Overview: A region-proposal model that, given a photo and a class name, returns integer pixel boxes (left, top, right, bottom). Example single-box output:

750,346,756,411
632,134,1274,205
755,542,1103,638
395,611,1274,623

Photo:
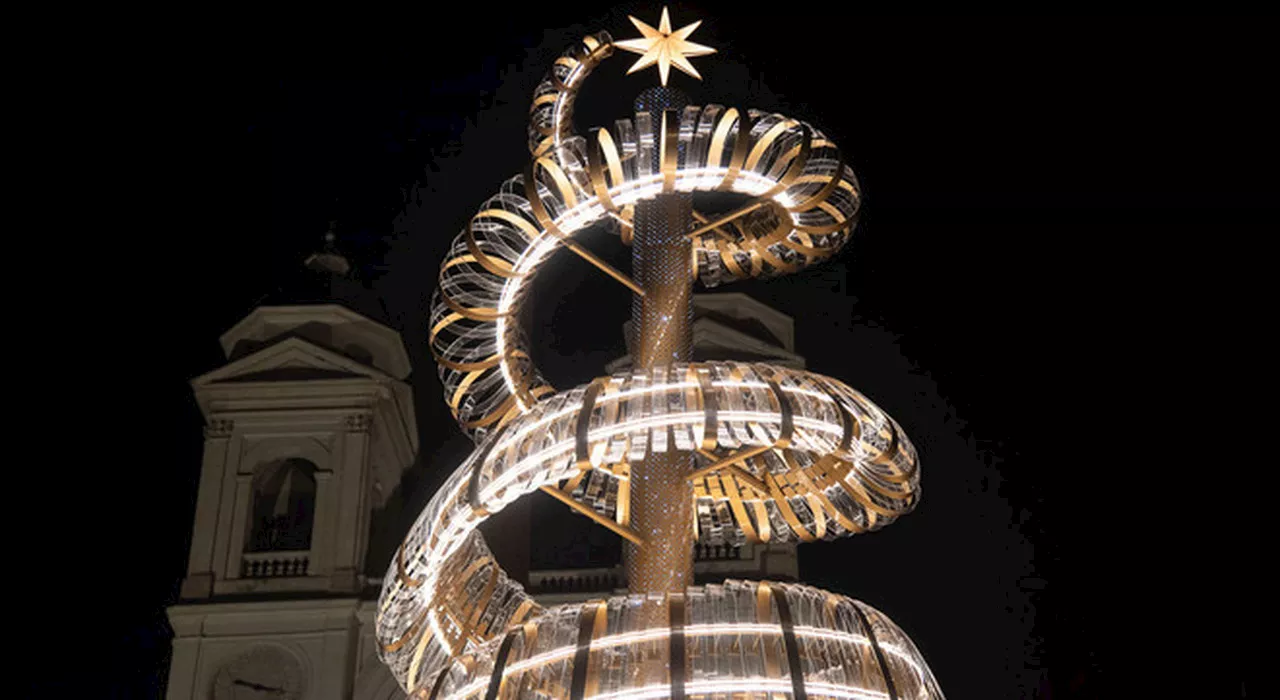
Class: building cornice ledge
167,597,361,638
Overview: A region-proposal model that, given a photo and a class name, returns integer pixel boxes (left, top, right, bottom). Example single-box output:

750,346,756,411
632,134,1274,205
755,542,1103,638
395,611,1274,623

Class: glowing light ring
527,31,615,159
432,33,861,440
376,362,918,694
432,581,944,700
435,101,860,439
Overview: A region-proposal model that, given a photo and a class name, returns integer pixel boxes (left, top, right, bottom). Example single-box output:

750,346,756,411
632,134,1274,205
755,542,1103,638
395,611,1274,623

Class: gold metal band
755,582,781,683
569,601,608,700
482,628,522,700
396,544,424,588
668,593,687,700
768,583,809,700
575,379,606,469
851,603,900,700
523,160,645,296
694,368,718,451
719,109,751,191
468,424,513,516
539,484,644,545
425,658,453,700
685,199,768,239
661,110,680,193
765,375,794,449
688,444,771,481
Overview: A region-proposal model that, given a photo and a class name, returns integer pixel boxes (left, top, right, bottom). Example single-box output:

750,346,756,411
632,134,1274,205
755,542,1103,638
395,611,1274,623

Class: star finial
615,6,716,86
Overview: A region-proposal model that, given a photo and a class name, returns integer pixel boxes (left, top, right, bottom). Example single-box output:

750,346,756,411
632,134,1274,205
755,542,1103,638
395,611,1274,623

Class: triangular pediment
693,293,795,351
690,318,805,363
606,317,805,373
219,304,412,380
192,336,392,388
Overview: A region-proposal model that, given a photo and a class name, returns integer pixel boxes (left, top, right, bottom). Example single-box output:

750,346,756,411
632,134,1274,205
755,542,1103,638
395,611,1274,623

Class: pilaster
166,637,200,700
206,432,244,590
183,423,232,598
309,469,336,576
331,412,371,591
223,473,254,580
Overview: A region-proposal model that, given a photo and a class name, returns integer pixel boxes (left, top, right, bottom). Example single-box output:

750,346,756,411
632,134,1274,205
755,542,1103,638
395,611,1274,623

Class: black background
24,8,1270,699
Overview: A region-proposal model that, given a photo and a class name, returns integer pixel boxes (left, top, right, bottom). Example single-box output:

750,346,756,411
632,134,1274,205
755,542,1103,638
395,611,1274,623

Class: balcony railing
528,567,622,594
695,543,744,561
527,544,788,598
241,550,311,578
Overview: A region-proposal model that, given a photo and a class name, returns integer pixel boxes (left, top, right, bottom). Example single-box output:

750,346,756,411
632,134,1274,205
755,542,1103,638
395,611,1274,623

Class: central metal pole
624,89,697,595
624,189,696,595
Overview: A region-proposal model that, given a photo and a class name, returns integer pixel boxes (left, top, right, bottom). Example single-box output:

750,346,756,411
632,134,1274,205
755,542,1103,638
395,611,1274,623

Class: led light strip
377,361,920,696
443,623,923,700
587,680,888,700
434,85,859,438
425,582,940,700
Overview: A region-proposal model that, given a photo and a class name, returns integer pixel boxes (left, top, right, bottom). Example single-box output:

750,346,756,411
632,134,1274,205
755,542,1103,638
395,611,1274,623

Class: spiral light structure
381,13,943,700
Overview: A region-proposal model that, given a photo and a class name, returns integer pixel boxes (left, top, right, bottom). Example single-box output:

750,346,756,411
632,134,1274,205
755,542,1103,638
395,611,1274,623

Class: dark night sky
28,9,1271,700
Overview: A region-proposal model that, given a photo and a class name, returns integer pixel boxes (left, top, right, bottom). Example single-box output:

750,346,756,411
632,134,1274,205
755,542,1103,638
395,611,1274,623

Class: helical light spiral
381,19,944,700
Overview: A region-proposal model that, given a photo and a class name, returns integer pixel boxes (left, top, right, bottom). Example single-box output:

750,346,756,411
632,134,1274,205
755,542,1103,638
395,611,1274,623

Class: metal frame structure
380,11,944,700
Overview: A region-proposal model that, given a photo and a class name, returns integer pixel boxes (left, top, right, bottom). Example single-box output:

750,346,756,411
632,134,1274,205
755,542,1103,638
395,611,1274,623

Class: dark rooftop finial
305,221,351,276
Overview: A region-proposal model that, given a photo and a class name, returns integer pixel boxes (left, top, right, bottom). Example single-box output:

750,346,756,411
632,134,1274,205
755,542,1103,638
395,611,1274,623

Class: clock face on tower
213,646,304,700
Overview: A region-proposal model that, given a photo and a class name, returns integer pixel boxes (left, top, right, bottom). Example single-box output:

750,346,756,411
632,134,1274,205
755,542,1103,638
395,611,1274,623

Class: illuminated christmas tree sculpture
378,9,944,700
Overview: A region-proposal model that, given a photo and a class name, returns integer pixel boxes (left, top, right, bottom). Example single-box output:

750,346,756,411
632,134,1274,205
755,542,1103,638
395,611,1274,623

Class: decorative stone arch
240,436,333,476
352,655,405,700
246,458,318,553
227,436,339,580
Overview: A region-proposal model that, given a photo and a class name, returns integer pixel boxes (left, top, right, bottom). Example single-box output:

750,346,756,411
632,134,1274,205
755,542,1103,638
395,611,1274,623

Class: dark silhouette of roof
253,223,391,324
696,309,786,348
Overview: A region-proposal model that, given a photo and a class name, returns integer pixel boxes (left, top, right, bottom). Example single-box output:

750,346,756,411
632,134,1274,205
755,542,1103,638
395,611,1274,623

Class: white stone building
167,301,418,700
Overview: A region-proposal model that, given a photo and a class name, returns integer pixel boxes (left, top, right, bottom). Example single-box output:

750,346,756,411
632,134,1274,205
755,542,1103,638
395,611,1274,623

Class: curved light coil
388,27,942,700
376,362,919,695
433,33,861,440
428,581,943,700
527,31,615,158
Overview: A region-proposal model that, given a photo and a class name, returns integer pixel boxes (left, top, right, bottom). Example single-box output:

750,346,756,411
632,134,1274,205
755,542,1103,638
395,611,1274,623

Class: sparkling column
625,88,696,595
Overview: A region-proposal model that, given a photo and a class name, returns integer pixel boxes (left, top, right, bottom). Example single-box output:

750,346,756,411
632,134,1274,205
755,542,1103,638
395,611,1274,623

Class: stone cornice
167,597,361,637
219,304,412,380
193,377,398,417
688,320,806,366
194,336,394,387
692,292,796,350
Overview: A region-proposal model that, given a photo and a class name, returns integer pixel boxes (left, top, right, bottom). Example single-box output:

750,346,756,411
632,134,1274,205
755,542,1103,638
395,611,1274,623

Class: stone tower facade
166,303,417,700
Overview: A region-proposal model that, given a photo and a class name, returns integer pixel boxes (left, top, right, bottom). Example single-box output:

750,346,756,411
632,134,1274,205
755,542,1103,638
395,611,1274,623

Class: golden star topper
615,6,716,86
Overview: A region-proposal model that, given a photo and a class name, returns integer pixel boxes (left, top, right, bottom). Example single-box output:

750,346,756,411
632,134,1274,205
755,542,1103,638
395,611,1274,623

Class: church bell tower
166,230,418,700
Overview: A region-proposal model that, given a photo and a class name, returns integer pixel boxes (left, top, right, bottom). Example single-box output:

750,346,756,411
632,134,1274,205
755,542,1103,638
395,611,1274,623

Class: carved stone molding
204,418,235,439
345,413,372,433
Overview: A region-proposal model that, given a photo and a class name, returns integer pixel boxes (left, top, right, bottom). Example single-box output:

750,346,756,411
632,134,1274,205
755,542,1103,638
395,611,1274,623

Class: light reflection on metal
381,15,944,700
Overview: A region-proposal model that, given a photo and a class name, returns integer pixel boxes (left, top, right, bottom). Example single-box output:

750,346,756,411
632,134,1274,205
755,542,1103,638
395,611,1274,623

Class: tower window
247,458,317,552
